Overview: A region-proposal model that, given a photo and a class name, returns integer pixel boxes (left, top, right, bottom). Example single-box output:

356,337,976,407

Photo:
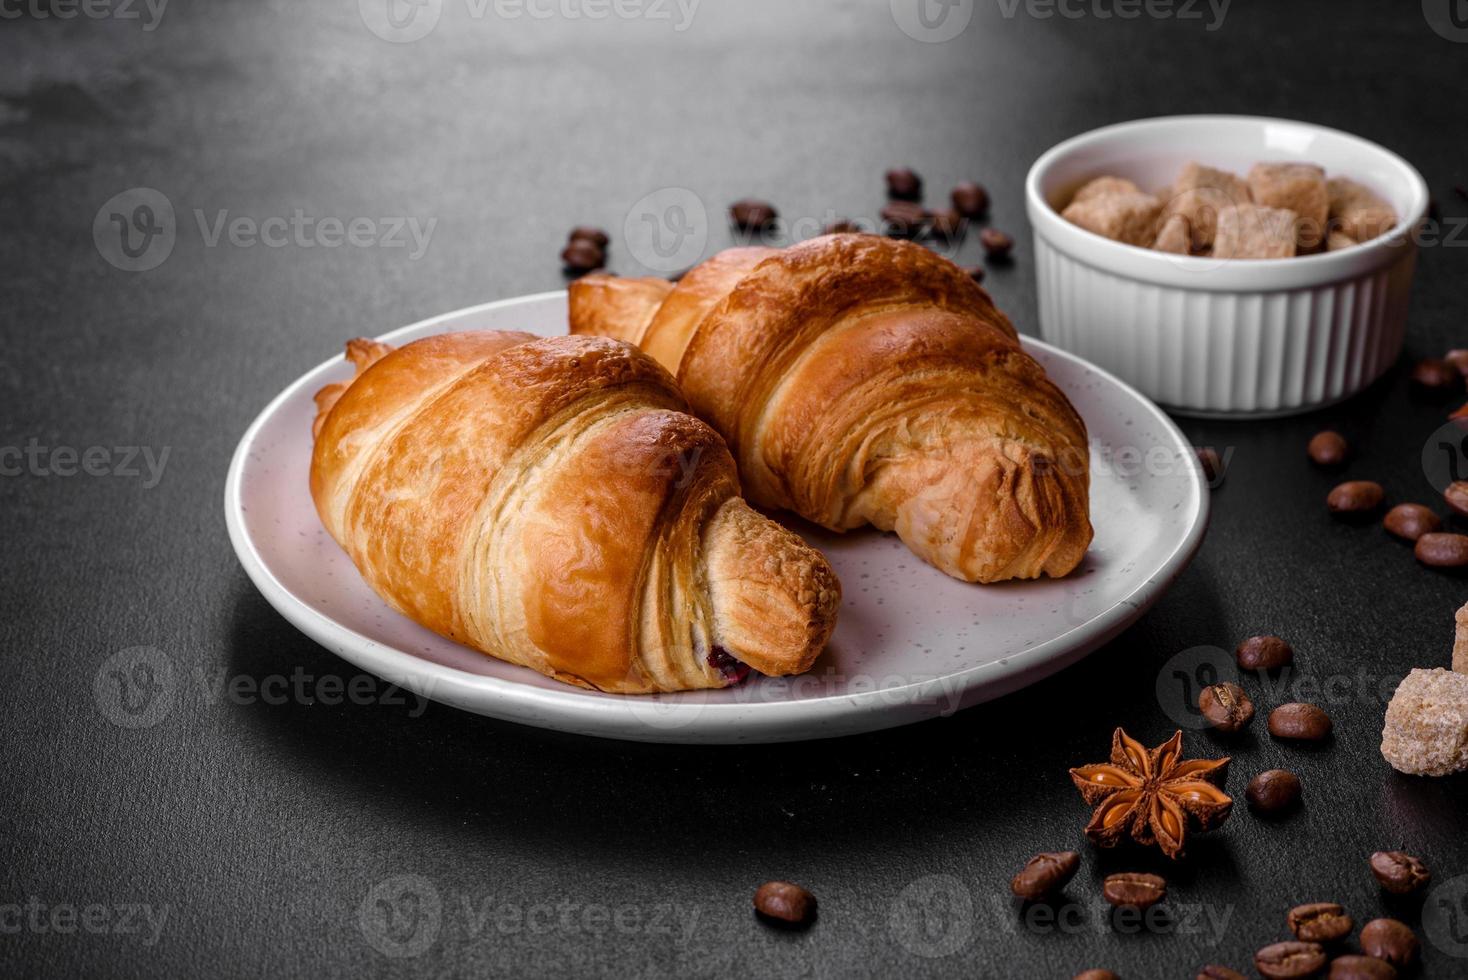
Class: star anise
1069,728,1232,859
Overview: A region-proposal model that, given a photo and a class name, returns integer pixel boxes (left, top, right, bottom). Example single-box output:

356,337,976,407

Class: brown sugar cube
1455,601,1468,674
1326,229,1357,252
1151,212,1191,254
1062,191,1162,247
1159,162,1253,248
1213,202,1298,259
1071,176,1143,204
1248,162,1329,248
1327,177,1398,242
1382,668,1468,776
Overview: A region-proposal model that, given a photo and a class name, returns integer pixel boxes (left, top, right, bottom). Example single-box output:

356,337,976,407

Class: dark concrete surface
3,1,1468,976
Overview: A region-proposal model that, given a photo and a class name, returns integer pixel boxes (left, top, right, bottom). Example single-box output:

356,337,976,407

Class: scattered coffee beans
1307,430,1349,466
962,264,986,283
1383,503,1441,542
1368,851,1430,895
1198,682,1254,733
1287,902,1354,943
1358,918,1418,969
1196,447,1223,483
1073,970,1120,980
1411,357,1460,394
560,238,605,275
1246,769,1302,815
1269,703,1334,741
951,181,989,218
1445,480,1468,517
1195,967,1246,980
1415,531,1468,568
1447,348,1468,378
885,167,923,201
568,226,609,249
929,207,964,240
1236,635,1294,671
1327,955,1397,979
1255,941,1327,979
729,199,778,231
980,227,1014,260
1010,850,1080,901
880,200,930,237
1327,480,1385,516
1101,872,1166,910
753,880,815,925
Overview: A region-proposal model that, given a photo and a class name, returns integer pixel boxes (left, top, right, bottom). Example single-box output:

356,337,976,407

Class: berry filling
708,645,751,684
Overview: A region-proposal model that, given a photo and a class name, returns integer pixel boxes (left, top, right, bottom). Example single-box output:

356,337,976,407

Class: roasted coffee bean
1073,971,1120,980
951,181,989,218
1010,850,1080,901
1447,348,1468,378
1198,682,1254,733
1411,357,1460,394
1288,902,1354,943
1383,503,1441,542
729,199,778,231
1368,851,1430,895
1255,941,1327,979
880,200,930,237
1327,480,1385,516
1359,918,1418,969
568,226,609,249
1445,480,1468,517
1196,447,1223,482
1195,967,1247,980
1415,531,1468,568
1101,872,1166,910
980,227,1014,260
1246,769,1302,814
962,264,986,283
1307,430,1349,466
928,207,965,240
753,881,815,925
1328,955,1397,979
1269,703,1334,741
1236,635,1294,671
885,167,923,201
823,219,863,235
560,239,605,275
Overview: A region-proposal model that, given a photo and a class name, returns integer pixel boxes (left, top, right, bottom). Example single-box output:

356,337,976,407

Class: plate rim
223,291,1210,742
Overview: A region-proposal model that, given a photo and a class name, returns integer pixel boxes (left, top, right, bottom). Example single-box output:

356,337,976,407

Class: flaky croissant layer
309,331,840,694
569,234,1094,583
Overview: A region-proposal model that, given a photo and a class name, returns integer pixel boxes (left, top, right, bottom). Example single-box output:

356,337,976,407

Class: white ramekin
1025,115,1429,418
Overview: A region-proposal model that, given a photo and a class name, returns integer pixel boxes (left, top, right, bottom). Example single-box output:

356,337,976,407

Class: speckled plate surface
224,292,1208,743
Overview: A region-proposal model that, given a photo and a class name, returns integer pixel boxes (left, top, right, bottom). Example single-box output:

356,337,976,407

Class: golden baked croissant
569,233,1093,583
309,331,840,694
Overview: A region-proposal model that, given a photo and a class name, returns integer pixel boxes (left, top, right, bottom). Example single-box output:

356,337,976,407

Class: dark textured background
3,1,1468,976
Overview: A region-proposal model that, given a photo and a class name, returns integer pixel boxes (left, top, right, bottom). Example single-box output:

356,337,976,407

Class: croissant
569,233,1093,583
309,331,840,694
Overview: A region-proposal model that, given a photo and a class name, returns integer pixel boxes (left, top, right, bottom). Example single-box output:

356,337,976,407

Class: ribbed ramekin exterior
1033,238,1417,417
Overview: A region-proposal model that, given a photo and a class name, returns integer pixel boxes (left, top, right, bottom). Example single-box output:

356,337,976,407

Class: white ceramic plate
225,292,1208,743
